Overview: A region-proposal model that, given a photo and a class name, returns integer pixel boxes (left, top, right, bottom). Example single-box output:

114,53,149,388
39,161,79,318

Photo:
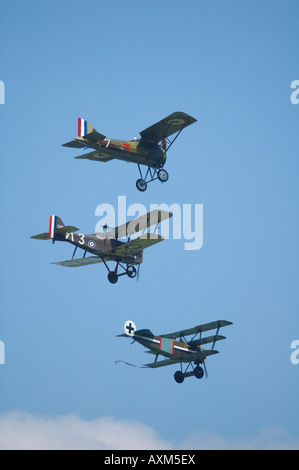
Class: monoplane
117,319,232,383
31,210,172,283
62,111,197,191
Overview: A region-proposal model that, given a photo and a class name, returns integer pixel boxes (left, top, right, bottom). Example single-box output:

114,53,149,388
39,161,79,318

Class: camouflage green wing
161,320,233,339
74,150,114,162
139,111,197,144
109,234,164,258
144,350,219,368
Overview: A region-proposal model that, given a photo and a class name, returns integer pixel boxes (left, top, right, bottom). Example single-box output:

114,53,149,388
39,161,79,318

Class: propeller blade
137,264,140,282
203,359,208,378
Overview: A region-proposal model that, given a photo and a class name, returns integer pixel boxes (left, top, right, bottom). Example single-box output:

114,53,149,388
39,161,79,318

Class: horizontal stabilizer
62,140,86,149
135,329,154,338
31,232,51,240
55,225,79,235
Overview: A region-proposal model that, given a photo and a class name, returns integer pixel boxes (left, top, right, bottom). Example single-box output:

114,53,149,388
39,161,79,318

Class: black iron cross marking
126,322,135,335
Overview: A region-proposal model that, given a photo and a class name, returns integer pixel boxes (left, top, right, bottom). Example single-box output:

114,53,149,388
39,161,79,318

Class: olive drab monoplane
62,111,197,191
117,319,233,383
31,210,172,284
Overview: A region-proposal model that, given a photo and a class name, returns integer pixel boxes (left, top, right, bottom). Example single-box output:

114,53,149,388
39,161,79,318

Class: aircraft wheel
157,169,169,183
108,272,118,284
174,371,184,384
136,179,147,192
127,265,137,279
194,365,204,379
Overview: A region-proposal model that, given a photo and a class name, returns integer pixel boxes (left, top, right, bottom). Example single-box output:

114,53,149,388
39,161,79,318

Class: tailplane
31,215,79,240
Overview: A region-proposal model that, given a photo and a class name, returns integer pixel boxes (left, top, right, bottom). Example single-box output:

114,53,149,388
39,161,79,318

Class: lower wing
144,350,219,368
51,256,110,267
74,150,114,163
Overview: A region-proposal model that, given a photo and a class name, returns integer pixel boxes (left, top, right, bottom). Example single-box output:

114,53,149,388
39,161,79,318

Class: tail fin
31,215,78,241
49,214,79,238
49,215,64,238
78,118,95,138
77,117,106,141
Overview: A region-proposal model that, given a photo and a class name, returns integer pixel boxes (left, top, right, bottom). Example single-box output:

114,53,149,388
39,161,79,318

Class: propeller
137,264,141,282
162,138,167,152
203,359,208,378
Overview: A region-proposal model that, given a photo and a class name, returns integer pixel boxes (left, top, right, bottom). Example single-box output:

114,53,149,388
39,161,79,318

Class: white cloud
0,412,171,450
0,412,298,450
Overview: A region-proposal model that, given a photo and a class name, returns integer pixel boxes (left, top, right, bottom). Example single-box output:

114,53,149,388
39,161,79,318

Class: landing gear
104,259,138,284
174,363,205,383
136,165,169,192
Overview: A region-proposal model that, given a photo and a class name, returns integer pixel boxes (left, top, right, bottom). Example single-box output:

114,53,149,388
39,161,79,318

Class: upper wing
103,210,172,239
139,111,197,144
144,350,219,368
51,256,108,267
161,320,233,339
109,233,164,258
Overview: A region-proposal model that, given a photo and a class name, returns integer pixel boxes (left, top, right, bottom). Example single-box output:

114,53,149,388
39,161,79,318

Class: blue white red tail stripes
49,215,57,239
78,117,87,137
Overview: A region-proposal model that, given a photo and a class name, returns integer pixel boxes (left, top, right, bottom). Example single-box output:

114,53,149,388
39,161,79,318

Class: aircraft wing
103,210,172,239
51,256,107,267
139,111,197,144
74,150,114,163
144,350,219,368
161,320,233,339
109,233,164,258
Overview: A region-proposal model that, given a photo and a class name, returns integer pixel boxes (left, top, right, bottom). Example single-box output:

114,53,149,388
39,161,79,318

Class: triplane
62,111,197,191
117,319,233,383
31,210,172,284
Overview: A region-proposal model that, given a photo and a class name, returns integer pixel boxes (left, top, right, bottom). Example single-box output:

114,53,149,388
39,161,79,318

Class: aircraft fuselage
75,137,166,168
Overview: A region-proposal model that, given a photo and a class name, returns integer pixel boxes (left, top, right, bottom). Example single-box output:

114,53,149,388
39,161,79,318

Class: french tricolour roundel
78,118,87,137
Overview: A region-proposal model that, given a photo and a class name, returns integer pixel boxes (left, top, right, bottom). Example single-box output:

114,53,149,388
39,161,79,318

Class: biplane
117,319,233,383
62,111,197,191
31,210,172,284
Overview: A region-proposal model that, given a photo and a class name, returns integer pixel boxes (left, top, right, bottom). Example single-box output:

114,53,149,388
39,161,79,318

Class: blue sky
0,0,298,449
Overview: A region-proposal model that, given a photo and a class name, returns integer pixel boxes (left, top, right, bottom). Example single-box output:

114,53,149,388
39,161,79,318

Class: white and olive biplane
31,210,172,284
